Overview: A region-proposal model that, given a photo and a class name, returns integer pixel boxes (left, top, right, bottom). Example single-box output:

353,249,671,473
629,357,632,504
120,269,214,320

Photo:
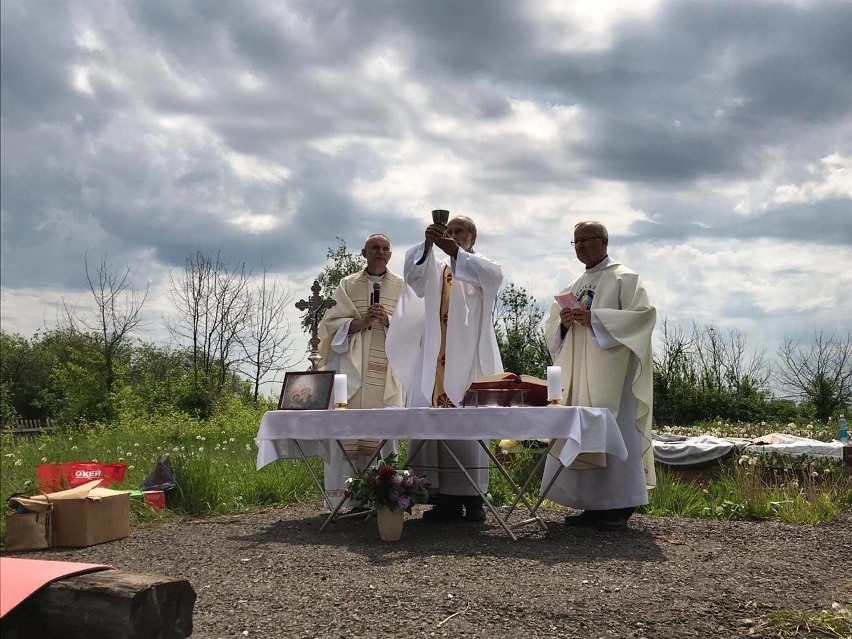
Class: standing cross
295,280,337,371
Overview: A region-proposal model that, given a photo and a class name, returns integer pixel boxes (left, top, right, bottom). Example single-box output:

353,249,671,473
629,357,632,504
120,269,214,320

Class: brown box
13,480,130,547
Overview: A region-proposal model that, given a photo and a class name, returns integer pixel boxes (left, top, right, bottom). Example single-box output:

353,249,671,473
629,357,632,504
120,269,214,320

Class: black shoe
464,505,486,522
564,510,603,527
422,504,464,521
596,517,630,532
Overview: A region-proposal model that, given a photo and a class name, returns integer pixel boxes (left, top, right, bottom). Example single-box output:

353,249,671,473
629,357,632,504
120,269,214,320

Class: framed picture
277,371,335,410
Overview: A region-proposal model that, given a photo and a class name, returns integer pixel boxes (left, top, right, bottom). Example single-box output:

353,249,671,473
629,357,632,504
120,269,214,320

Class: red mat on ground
0,557,113,618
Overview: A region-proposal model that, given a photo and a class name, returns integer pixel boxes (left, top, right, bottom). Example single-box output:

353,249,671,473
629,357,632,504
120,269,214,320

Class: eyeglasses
571,237,604,246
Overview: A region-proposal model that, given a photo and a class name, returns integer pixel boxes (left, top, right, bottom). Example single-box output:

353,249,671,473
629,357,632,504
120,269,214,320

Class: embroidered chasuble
431,266,455,408
318,269,404,460
343,273,389,457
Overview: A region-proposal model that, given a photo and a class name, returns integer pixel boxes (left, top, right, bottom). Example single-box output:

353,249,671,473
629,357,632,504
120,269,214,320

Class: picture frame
277,371,335,410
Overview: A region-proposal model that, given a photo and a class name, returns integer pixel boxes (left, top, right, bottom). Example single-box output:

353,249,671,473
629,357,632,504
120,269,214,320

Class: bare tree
695,324,724,392
776,330,852,421
693,324,769,394
653,319,697,390
211,261,251,386
64,252,149,396
718,327,771,394
238,264,296,402
168,251,250,391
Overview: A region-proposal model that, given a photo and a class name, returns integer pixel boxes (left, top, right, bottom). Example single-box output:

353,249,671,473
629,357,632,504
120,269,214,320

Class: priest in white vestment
386,216,503,521
317,234,404,509
542,221,656,531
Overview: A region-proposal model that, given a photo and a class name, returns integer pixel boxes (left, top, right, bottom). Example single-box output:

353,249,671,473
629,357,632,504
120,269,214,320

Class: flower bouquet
345,453,433,513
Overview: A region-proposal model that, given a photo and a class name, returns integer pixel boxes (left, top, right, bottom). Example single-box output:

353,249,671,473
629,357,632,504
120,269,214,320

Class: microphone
372,282,381,306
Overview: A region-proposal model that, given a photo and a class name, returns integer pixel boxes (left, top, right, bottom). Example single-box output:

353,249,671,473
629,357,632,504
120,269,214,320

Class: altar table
255,406,626,540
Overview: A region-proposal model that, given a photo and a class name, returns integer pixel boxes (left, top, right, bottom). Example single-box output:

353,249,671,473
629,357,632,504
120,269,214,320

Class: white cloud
70,65,94,95
772,154,852,206
2,0,850,376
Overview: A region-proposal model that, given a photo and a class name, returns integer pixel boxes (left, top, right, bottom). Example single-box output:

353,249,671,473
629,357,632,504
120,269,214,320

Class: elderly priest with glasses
542,221,656,531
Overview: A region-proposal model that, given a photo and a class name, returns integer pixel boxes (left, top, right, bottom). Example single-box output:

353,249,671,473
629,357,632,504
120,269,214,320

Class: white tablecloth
256,406,627,470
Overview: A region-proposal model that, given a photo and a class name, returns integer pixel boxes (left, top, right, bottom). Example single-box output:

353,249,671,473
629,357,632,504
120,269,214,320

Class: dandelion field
2,410,850,543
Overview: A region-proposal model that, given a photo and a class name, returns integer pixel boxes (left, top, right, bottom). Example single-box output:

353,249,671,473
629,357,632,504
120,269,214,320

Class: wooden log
0,570,196,639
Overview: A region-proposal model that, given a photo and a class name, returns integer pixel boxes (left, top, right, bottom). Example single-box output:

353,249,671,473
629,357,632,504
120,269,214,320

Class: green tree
0,331,64,421
120,342,194,415
39,327,112,424
300,237,364,331
492,283,550,378
653,320,783,424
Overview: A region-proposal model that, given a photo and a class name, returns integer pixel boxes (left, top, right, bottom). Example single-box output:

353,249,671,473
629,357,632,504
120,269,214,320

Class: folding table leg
404,440,426,467
479,441,548,532
320,439,388,531
294,440,334,511
525,456,567,518
503,440,558,521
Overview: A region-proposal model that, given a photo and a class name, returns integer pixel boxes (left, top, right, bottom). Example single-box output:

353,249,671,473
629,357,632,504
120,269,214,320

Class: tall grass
646,460,852,524
2,408,850,545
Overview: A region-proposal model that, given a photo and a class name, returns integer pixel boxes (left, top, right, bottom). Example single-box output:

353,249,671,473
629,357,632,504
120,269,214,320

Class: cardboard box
13,480,130,547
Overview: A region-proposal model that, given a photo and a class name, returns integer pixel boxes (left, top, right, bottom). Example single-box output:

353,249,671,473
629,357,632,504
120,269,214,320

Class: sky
1,0,851,390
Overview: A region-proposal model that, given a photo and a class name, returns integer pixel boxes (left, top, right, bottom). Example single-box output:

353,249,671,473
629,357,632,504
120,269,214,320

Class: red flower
379,465,396,479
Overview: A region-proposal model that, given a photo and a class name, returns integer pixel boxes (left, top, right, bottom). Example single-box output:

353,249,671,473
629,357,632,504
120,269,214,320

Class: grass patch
645,460,852,524
3,410,850,545
745,601,852,638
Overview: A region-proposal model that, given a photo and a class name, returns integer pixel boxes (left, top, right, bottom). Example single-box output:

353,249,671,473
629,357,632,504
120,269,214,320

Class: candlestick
547,366,562,404
333,374,348,407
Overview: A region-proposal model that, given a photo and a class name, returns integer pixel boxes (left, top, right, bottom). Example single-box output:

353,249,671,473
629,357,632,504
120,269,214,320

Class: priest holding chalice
387,211,504,522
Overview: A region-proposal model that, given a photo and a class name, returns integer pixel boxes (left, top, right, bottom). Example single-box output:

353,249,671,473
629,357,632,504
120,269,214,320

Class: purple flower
396,495,411,510
391,474,404,488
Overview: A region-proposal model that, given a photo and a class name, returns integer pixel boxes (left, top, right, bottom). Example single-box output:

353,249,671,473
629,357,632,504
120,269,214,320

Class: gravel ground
14,503,852,639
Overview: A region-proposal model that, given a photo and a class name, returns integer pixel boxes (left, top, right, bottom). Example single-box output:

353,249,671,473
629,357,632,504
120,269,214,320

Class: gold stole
431,266,455,408
343,273,398,459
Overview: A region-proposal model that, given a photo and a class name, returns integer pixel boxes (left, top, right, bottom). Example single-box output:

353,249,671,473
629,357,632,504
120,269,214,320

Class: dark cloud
628,197,852,246
1,0,849,306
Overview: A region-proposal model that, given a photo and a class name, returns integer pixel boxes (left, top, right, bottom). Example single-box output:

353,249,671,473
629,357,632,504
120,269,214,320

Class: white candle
333,374,348,404
547,366,562,402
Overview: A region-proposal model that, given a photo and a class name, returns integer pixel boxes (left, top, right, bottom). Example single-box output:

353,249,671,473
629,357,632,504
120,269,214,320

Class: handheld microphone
372,282,381,306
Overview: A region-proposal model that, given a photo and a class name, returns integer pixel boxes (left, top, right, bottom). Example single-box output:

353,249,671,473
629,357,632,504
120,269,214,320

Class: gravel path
15,503,852,638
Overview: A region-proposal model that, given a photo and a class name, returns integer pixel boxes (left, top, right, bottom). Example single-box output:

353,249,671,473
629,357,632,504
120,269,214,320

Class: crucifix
295,280,336,371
